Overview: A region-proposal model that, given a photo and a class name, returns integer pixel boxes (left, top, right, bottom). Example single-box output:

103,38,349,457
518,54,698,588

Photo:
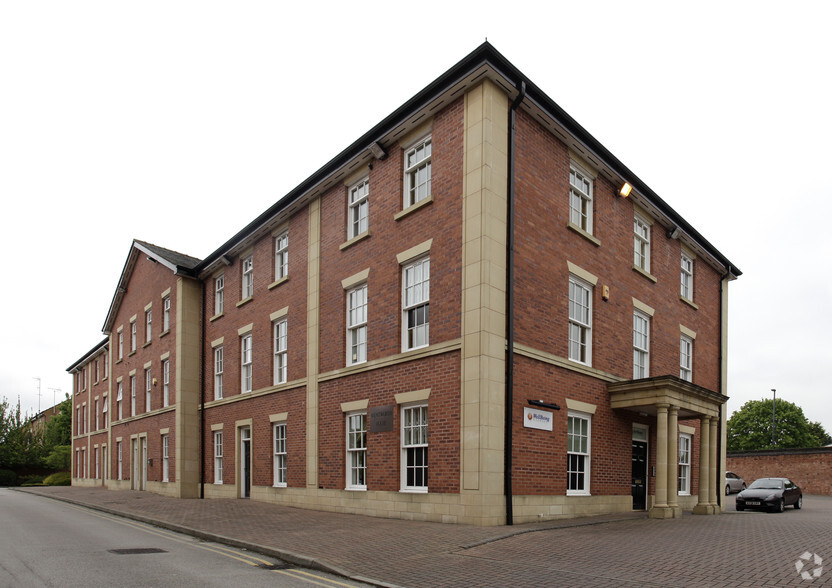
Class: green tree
43,397,72,451
808,421,832,446
727,398,827,451
0,397,43,469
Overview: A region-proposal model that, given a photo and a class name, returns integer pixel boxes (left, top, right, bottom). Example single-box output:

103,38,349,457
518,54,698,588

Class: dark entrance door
632,440,647,510
241,428,251,499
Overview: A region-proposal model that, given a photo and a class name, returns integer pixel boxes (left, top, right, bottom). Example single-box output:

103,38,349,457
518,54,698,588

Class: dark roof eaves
195,42,740,278
66,337,109,372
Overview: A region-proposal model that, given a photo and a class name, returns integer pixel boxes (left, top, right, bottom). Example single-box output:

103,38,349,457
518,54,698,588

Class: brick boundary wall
727,447,832,496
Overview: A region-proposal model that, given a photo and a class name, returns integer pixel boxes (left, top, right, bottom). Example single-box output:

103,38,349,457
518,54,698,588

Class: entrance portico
608,376,727,518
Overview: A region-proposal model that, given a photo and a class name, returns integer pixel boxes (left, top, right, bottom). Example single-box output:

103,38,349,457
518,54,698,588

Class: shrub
43,472,71,486
0,469,18,487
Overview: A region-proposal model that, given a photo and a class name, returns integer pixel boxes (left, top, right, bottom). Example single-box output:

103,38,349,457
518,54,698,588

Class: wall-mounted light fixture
667,226,681,240
527,399,561,410
618,182,633,198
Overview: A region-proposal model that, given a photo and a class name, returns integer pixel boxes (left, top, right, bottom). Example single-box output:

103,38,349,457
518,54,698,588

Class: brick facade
68,43,739,525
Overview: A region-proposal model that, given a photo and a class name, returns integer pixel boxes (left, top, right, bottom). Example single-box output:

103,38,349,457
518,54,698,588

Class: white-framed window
95,399,100,430
76,406,81,434
104,354,108,378
214,346,224,400
145,309,152,343
634,214,651,272
401,404,428,492
273,423,287,487
215,275,224,315
678,433,692,495
633,311,650,379
402,257,430,351
130,376,136,416
568,276,592,365
275,232,289,280
273,320,287,385
242,256,254,299
102,397,108,428
163,296,171,332
680,335,693,382
347,284,367,365
346,412,367,490
95,447,100,479
569,163,593,233
404,136,431,207
241,334,253,393
567,411,591,495
162,359,170,407
117,441,123,480
116,382,123,420
681,252,693,300
130,321,137,352
214,431,223,484
95,359,100,383
118,331,123,360
145,368,152,412
348,177,369,238
162,434,169,483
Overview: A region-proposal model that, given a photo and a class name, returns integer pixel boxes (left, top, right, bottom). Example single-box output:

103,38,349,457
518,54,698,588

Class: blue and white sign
523,407,553,431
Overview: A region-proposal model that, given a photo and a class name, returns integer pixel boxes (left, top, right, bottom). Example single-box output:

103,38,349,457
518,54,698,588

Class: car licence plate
746,501,760,505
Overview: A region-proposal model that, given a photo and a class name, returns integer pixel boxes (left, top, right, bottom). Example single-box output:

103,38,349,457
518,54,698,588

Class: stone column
650,404,672,518
666,406,680,517
708,416,719,512
693,416,711,515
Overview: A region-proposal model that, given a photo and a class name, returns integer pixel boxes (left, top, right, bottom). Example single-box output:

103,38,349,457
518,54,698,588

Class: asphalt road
0,488,369,588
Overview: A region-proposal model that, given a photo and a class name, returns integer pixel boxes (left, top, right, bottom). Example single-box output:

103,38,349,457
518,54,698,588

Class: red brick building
68,43,740,525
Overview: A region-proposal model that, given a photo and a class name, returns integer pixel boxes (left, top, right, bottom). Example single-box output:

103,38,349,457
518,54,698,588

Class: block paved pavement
16,487,832,587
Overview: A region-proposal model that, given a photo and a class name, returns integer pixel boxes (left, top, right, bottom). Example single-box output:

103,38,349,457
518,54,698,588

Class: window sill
142,341,152,349
159,329,170,339
267,276,289,290
236,296,253,308
566,491,591,497
632,264,657,283
399,488,428,494
394,194,433,221
116,359,123,364
566,222,601,247
128,351,136,357
679,295,699,310
209,313,224,323
272,484,287,489
340,231,370,251
345,487,367,492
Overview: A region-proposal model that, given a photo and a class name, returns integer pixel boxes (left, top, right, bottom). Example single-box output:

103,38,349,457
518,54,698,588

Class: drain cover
108,548,168,555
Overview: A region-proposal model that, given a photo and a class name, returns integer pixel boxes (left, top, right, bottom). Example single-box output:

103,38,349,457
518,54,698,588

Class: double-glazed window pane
403,258,430,350
568,278,591,364
634,215,650,271
215,275,224,314
241,335,252,392
569,166,593,232
680,336,693,381
347,285,367,365
681,253,693,299
214,347,224,399
403,406,428,489
567,414,589,493
633,312,650,379
405,137,431,206
274,424,287,487
242,257,254,299
275,233,288,279
349,179,369,238
347,413,366,489
273,320,287,384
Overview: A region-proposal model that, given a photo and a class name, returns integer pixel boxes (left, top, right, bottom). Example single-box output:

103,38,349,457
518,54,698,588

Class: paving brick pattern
18,488,832,587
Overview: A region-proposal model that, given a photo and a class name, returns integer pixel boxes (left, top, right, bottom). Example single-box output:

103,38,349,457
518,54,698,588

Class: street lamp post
771,388,777,448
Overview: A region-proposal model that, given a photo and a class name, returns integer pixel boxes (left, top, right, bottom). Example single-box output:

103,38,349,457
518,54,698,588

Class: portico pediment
607,375,727,419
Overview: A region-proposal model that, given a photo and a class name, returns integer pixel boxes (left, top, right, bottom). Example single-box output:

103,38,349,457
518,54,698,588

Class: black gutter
716,266,732,509
199,284,206,499
505,80,526,526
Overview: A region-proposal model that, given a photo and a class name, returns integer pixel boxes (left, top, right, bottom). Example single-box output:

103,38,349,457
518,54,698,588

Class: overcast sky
2,2,830,434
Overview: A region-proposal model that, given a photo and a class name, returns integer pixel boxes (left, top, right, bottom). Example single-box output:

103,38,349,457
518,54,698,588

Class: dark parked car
725,471,746,494
736,477,802,513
